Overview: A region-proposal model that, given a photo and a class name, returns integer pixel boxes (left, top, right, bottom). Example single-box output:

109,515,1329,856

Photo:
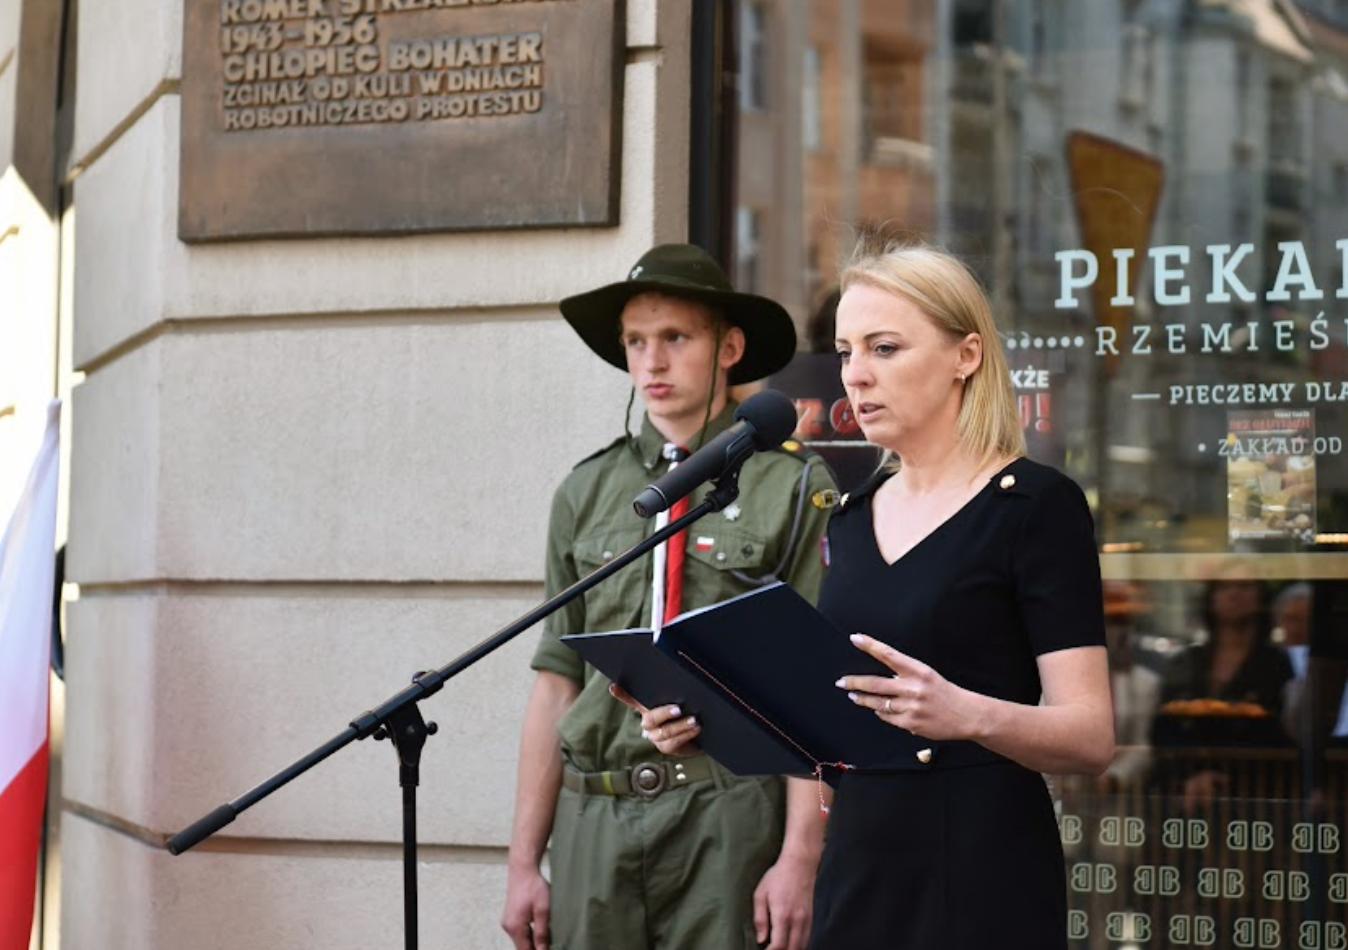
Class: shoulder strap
571,434,628,470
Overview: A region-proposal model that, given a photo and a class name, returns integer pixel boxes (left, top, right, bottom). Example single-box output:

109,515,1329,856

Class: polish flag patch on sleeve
695,537,715,552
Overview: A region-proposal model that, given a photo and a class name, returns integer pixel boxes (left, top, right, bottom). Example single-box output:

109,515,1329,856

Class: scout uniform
531,244,838,949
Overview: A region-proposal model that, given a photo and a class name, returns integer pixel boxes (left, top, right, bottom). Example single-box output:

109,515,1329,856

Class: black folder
561,582,902,784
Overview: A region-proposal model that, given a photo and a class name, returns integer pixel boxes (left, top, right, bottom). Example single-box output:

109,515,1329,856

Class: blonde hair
840,238,1025,469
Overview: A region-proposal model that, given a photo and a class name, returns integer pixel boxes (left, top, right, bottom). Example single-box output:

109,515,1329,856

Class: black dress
808,458,1106,950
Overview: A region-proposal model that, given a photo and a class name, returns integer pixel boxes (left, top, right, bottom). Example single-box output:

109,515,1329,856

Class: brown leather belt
561,757,716,799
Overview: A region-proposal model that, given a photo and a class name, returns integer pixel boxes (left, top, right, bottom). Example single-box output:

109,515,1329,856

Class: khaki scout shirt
532,403,837,773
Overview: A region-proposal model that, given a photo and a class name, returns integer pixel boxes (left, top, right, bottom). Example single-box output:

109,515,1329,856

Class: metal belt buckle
630,762,667,798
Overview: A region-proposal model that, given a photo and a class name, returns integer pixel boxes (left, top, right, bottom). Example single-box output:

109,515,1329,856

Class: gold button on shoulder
811,489,841,509
916,748,934,764
999,474,1016,490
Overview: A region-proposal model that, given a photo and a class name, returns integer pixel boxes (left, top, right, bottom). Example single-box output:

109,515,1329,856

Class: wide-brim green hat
560,243,798,384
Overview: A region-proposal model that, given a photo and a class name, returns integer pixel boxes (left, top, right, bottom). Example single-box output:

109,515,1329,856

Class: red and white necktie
651,444,690,630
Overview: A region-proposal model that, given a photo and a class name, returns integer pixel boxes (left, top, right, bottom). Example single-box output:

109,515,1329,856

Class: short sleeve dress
807,458,1106,950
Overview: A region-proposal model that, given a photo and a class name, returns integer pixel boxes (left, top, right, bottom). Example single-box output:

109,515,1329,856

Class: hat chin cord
621,384,638,446
692,322,732,452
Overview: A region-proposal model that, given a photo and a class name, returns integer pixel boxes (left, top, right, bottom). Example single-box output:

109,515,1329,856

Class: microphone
632,389,798,518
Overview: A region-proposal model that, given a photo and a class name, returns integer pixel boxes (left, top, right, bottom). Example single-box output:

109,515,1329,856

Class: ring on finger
659,725,668,741
883,698,893,714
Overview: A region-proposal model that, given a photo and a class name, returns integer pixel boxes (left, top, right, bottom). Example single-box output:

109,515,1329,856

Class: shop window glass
737,1,1348,942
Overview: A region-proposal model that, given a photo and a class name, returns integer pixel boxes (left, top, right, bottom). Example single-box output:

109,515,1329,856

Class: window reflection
1150,575,1295,810
743,0,1348,942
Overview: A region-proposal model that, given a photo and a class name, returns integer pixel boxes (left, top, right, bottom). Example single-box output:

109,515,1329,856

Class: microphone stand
165,467,745,950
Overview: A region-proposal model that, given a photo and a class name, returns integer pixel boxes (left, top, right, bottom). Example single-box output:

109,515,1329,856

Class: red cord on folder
813,762,850,815
676,650,854,816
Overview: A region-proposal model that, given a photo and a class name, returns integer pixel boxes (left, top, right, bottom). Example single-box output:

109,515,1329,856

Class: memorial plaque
180,0,624,241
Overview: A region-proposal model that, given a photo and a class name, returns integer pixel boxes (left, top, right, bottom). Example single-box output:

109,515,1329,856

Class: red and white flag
0,400,60,950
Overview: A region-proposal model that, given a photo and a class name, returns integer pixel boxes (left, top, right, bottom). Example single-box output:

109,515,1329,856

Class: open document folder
561,582,899,785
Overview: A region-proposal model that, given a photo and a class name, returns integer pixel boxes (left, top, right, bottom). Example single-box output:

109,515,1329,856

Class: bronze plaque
180,0,624,241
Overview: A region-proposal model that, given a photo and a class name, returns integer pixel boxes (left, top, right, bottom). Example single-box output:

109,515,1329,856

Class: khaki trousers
549,764,786,950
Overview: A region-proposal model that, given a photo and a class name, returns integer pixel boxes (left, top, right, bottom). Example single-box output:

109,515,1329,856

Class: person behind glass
1097,580,1162,795
1275,582,1313,679
653,240,1115,949
1279,582,1348,760
502,244,838,950
1152,575,1294,808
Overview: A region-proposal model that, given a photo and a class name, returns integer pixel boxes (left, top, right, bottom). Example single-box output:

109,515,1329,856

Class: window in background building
1120,24,1148,112
1236,47,1253,148
952,0,991,46
1269,75,1300,159
740,1,768,114
1029,0,1047,78
805,243,822,316
1025,154,1057,257
735,206,761,294
1267,74,1303,199
803,45,822,152
863,46,923,165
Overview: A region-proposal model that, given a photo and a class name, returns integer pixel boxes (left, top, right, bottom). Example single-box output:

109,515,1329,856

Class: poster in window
1225,409,1316,544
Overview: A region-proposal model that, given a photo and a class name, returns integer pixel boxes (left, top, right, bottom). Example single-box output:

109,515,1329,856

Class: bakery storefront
733,1,1348,945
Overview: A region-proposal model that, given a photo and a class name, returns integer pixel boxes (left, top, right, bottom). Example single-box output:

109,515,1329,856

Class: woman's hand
835,633,976,741
609,684,702,756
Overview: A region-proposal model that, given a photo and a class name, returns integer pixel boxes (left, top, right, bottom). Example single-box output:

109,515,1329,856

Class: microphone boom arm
165,468,743,857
